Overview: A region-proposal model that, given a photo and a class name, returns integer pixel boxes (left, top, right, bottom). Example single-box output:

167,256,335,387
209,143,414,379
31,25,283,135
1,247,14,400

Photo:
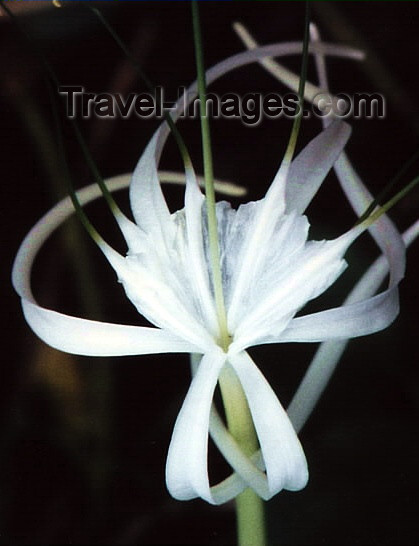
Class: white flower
12,38,412,505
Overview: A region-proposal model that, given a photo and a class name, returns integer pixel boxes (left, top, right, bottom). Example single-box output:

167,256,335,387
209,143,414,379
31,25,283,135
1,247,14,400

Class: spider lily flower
12,40,407,506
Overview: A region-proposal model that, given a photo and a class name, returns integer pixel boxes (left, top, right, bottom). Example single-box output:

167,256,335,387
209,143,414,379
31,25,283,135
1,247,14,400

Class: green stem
191,4,265,540
361,173,419,227
191,1,229,350
218,365,266,546
235,489,266,546
283,1,310,165
355,149,419,225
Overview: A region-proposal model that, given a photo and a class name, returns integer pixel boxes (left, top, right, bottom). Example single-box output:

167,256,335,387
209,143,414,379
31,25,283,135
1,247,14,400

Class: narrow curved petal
21,299,198,356
177,349,307,503
165,349,227,504
189,354,270,502
233,24,363,103
12,172,190,303
288,219,419,433
207,407,271,501
12,181,121,302
286,120,351,214
283,26,415,434
187,352,306,504
129,132,175,251
204,434,267,503
277,285,399,343
233,22,361,105
12,173,202,357
229,351,308,495
306,24,406,285
334,153,405,284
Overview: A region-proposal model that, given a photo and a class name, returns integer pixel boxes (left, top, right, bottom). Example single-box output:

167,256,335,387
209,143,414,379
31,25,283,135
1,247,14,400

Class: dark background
1,1,419,544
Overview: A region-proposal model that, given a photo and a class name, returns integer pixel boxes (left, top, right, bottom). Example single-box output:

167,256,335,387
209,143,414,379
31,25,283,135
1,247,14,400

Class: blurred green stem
218,365,266,546
9,82,112,525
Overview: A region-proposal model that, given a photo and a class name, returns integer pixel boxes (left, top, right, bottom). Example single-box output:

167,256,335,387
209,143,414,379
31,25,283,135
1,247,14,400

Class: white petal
277,285,399,343
21,298,198,356
183,166,218,334
230,228,354,351
189,354,271,502
129,132,175,250
286,120,351,214
226,194,287,326
102,245,215,352
165,349,227,504
229,351,308,495
184,350,308,504
217,199,264,310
